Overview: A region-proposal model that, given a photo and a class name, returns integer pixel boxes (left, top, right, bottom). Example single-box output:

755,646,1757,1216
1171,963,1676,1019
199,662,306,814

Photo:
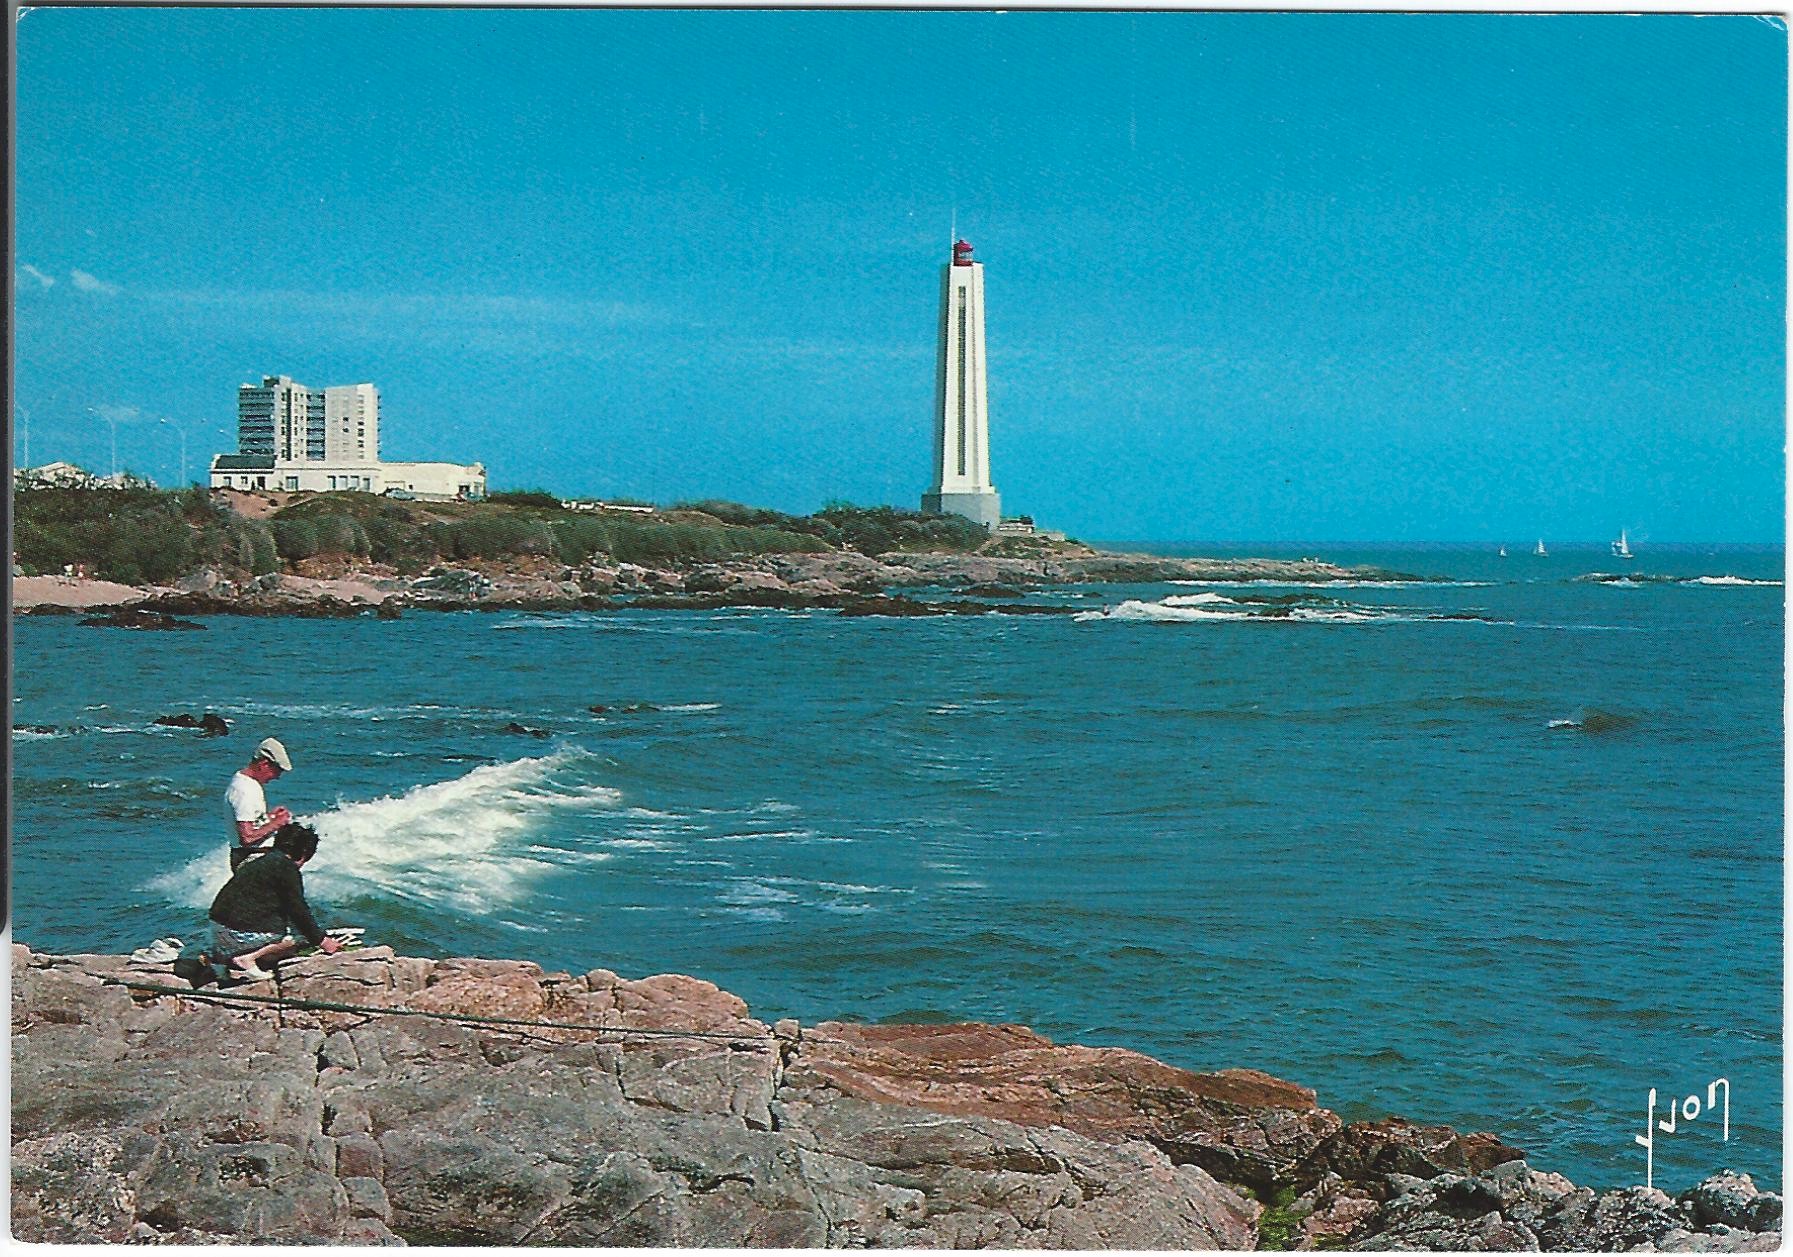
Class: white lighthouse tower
922,238,1001,529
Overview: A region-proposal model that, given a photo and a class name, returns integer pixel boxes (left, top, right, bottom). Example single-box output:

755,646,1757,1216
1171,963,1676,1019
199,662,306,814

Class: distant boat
1611,529,1634,560
1534,539,1548,558
1498,545,1508,558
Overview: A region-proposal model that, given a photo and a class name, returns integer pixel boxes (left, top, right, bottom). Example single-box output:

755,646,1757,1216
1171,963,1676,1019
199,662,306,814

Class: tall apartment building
237,376,323,461
323,384,380,463
238,376,378,463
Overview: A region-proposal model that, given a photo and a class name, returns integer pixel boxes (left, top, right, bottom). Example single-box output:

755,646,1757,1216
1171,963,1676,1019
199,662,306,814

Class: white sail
1534,538,1548,557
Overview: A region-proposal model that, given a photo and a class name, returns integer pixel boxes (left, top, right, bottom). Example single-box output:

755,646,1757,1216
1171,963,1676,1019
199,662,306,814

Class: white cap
255,737,292,772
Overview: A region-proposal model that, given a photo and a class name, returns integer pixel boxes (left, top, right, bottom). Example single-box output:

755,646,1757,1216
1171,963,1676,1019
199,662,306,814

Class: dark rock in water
963,582,1027,598
501,722,551,738
838,595,952,617
630,588,829,611
374,603,403,620
153,713,231,737
78,609,205,631
16,603,80,616
587,702,655,715
13,724,60,736
838,595,1076,619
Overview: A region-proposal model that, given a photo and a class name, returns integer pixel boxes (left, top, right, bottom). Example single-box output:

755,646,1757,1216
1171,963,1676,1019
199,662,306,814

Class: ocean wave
661,702,721,713
13,722,180,740
145,749,623,914
1579,573,1782,588
1161,591,1239,607
1168,578,1491,589
1075,598,1509,626
490,614,605,631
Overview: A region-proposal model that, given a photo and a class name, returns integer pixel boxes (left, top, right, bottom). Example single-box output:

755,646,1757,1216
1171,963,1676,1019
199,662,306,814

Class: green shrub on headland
674,499,988,556
14,485,279,583
12,485,988,583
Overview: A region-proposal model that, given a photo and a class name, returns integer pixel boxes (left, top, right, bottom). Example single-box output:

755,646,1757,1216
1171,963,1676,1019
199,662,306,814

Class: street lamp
159,417,190,488
86,406,119,480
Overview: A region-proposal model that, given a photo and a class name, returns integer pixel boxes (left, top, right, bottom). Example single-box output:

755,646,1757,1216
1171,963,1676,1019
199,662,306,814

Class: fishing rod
105,979,776,1049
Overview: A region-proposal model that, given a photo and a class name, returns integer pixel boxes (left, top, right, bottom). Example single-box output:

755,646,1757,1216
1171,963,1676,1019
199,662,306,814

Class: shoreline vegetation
13,941,1781,1249
12,485,1420,619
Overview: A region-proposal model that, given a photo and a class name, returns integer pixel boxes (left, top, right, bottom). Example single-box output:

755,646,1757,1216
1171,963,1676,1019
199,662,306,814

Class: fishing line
104,978,776,1049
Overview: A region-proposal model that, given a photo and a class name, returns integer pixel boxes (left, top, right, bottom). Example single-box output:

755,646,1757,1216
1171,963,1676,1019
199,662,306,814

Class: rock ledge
11,944,1779,1250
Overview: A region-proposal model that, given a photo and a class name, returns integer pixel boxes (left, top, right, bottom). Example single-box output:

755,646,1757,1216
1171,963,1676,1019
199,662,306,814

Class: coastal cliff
12,944,1780,1249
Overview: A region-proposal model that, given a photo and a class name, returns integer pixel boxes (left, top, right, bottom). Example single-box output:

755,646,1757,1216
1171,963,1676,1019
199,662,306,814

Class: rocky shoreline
13,943,1780,1249
14,549,1422,621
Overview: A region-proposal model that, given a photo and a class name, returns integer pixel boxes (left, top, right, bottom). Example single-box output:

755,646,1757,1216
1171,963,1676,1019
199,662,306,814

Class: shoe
170,956,215,988
229,960,274,983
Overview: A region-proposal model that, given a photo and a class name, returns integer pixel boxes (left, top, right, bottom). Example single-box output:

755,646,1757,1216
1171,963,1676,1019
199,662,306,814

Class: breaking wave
1168,578,1492,589
146,749,623,915
1075,595,1507,626
1579,573,1782,588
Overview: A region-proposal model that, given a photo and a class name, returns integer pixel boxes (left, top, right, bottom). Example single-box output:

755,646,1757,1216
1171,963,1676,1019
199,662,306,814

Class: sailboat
1497,545,1507,558
1611,529,1634,560
1534,539,1548,558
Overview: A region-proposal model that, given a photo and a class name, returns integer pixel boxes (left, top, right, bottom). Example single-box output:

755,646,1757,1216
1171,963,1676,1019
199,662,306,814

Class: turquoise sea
10,544,1783,1193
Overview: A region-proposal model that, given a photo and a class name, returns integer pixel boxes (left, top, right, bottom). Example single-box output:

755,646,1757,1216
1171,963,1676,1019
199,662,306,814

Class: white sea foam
1075,600,1251,623
1076,598,1509,627
661,703,721,713
1162,591,1239,607
1691,575,1782,587
11,728,65,741
146,749,622,914
719,879,800,906
1167,579,1492,589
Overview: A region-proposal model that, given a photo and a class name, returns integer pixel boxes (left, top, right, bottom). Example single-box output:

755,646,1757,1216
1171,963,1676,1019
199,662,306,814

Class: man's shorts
212,923,288,959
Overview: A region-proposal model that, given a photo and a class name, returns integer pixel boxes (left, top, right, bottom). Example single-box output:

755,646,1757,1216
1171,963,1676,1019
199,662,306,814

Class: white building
211,454,484,500
922,239,1002,530
211,375,483,501
323,383,379,463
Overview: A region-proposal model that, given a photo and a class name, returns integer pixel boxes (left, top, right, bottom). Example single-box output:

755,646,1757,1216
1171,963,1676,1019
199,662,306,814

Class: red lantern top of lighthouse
952,239,975,266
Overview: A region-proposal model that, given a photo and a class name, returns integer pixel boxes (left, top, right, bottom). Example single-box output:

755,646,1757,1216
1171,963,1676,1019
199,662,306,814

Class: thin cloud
92,404,142,424
150,286,665,331
18,264,55,289
130,285,678,360
70,269,120,295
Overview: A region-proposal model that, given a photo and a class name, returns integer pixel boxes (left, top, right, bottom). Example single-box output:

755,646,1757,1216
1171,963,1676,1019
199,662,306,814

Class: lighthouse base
922,490,1002,531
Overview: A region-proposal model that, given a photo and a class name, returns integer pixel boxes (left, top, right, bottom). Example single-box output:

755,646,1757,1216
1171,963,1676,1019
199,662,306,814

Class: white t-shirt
226,771,268,844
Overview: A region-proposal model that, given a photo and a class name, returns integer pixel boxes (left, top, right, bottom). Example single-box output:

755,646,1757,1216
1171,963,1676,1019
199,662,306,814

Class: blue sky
13,10,1786,542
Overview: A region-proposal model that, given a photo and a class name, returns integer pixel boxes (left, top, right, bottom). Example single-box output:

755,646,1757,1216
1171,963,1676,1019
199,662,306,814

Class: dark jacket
208,851,325,946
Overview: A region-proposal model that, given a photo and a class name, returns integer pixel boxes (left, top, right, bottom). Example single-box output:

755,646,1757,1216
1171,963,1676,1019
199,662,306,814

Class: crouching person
209,821,342,982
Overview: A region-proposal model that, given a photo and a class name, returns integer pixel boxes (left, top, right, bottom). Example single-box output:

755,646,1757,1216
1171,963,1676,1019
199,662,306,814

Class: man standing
226,737,294,870
209,821,342,981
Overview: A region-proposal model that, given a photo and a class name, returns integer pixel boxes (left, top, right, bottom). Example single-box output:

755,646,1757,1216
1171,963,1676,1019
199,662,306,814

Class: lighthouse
922,238,1002,529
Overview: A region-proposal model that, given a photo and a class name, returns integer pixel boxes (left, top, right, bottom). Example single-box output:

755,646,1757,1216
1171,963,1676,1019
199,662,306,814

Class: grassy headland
11,485,1011,585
